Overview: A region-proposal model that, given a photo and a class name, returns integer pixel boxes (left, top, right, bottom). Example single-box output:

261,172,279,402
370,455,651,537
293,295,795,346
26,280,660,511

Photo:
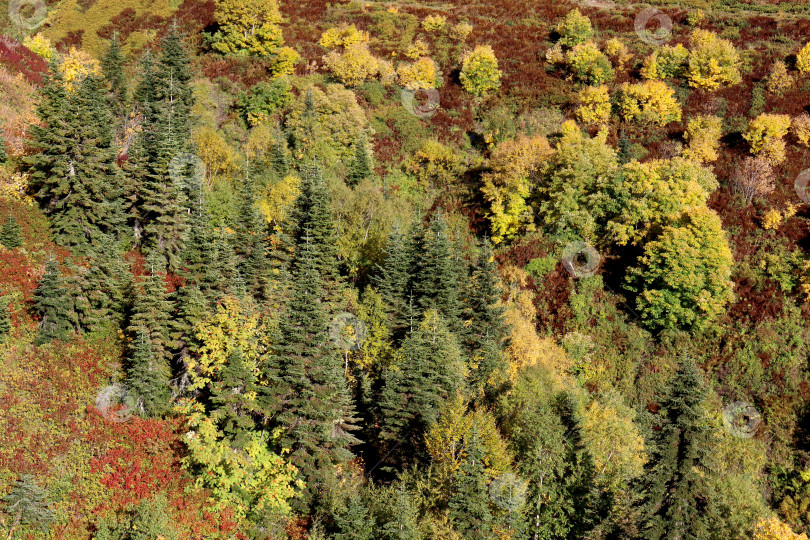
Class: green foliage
212,0,282,56
1,474,55,535
566,42,614,85
33,260,74,345
347,132,373,187
236,79,292,127
0,215,22,249
127,329,172,417
556,9,594,47
625,206,734,332
459,45,502,97
94,494,178,540
0,295,10,342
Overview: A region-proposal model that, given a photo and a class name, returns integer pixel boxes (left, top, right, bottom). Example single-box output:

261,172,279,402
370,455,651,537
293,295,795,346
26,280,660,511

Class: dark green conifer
127,252,174,362
32,260,73,345
346,133,372,187
262,235,359,511
0,136,7,164
270,125,290,179
127,329,172,417
26,71,124,253
0,294,11,342
637,358,715,540
0,215,23,249
210,346,260,448
373,224,412,341
448,426,495,539
1,474,55,535
101,32,127,119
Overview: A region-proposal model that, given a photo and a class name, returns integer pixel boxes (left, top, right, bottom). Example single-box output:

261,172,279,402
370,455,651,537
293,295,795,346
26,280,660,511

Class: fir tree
127,252,174,362
26,71,124,253
236,171,270,299
270,125,290,179
0,294,11,342
448,426,495,539
637,358,715,540
0,136,7,164
101,32,127,120
74,235,132,330
618,129,632,165
127,329,172,417
332,492,375,540
346,133,372,187
0,215,23,249
1,474,55,536
153,25,194,152
179,200,221,300
32,260,73,345
262,235,359,512
290,165,343,304
210,346,260,448
373,223,415,341
377,310,466,464
379,483,420,540
170,281,207,382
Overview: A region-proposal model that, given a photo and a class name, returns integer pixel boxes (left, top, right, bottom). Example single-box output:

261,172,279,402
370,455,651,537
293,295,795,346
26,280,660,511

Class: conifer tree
0,294,11,342
379,483,421,540
101,33,127,120
170,281,207,372
154,25,194,151
373,224,412,341
347,133,372,187
179,201,221,300
377,309,466,464
26,70,124,253
236,171,270,299
637,358,715,540
0,215,23,249
331,492,375,540
290,165,343,304
262,235,358,511
127,329,172,417
0,136,7,164
210,346,261,449
127,252,174,362
81,235,132,329
32,260,73,345
1,474,55,536
448,426,496,539
271,125,291,179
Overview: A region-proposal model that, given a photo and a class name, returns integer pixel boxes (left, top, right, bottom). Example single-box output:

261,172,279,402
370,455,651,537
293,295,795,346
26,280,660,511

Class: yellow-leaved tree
322,42,381,87
797,42,810,74
58,47,101,92
212,0,300,74
686,29,742,90
396,56,438,90
683,115,723,163
753,516,809,540
319,24,369,49
481,135,553,244
617,80,682,126
575,85,611,125
792,113,810,148
459,45,501,97
744,113,791,165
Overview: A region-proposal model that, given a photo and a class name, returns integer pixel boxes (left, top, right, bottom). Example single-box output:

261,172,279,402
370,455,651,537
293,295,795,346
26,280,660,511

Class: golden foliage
322,43,381,86
260,174,300,230
192,126,237,185
481,135,552,243
792,113,810,147
604,38,632,71
687,29,742,90
319,24,370,49
575,85,611,125
762,208,783,230
459,45,501,97
396,56,438,90
683,115,722,163
23,33,55,60
58,47,101,92
753,516,809,540
797,42,810,74
617,80,682,126
421,14,447,32
451,22,473,41
744,113,791,165
767,60,794,95
403,39,429,60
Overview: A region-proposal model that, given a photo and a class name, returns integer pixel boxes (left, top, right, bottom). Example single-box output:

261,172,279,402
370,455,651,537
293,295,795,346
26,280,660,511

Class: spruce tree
0,294,11,342
81,235,132,329
153,25,194,152
127,252,174,362
0,215,23,249
262,235,359,512
210,346,260,448
170,281,207,374
101,32,127,120
270,125,291,179
2,474,55,535
379,483,420,540
26,71,124,253
373,224,412,341
377,310,466,464
32,260,73,345
331,492,375,540
236,171,270,300
346,133,372,187
637,358,715,540
0,136,7,164
127,329,172,417
448,426,495,539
